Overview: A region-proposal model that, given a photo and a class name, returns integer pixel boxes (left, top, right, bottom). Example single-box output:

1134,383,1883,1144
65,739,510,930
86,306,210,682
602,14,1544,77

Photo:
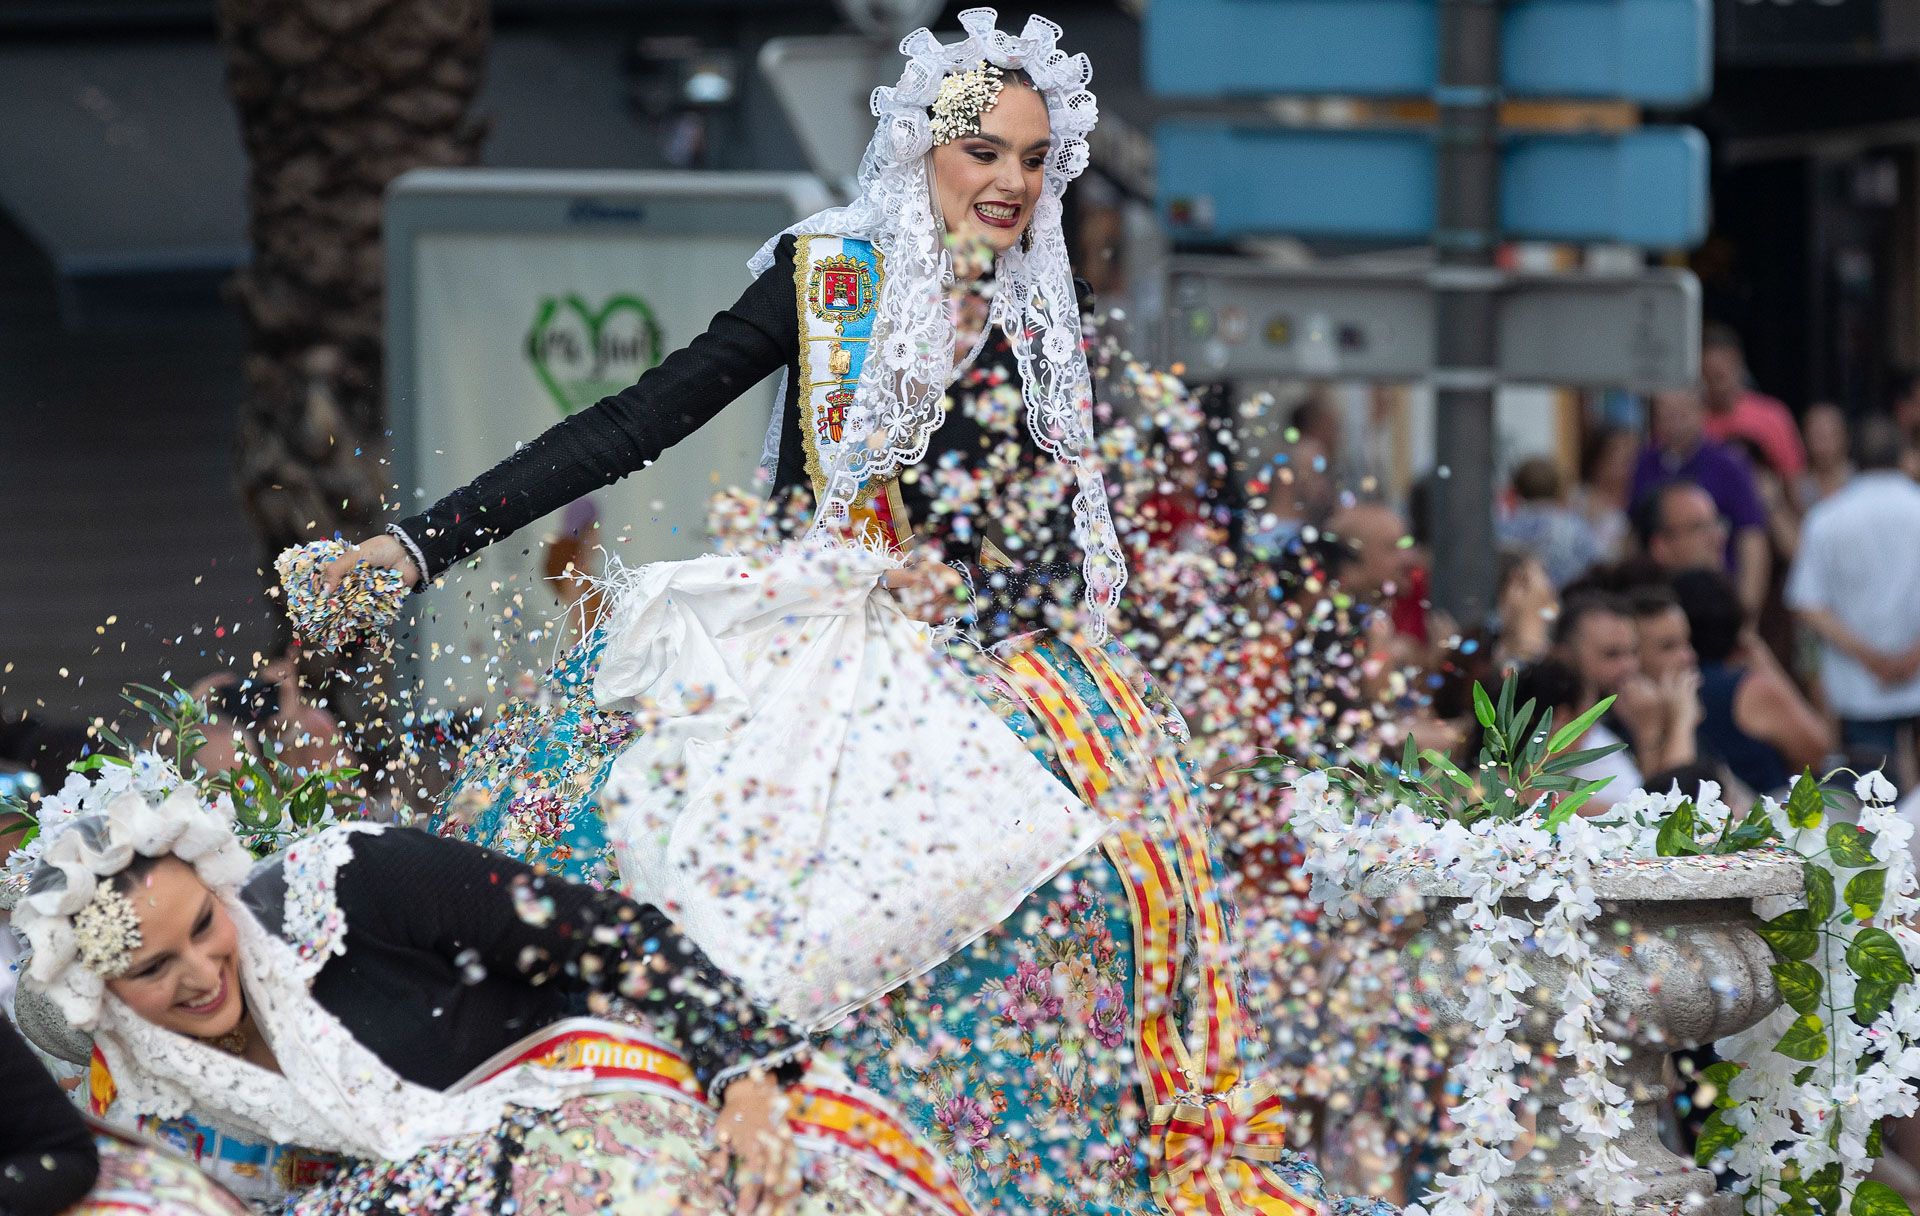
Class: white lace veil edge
748,7,1126,636
90,878,581,1161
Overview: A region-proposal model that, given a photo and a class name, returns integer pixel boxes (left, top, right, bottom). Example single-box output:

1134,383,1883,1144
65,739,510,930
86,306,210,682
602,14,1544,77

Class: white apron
593,544,1106,1029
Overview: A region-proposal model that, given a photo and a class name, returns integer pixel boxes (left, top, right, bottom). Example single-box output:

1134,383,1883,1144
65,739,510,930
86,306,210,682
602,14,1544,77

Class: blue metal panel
1156,121,1710,247
1144,0,1711,106
1501,128,1710,246
1146,0,1436,96
1157,123,1434,238
1503,0,1711,105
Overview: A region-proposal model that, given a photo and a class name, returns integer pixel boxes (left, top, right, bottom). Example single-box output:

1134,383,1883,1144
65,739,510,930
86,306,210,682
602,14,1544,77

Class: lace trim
385,524,431,589
706,1038,812,1105
281,821,385,981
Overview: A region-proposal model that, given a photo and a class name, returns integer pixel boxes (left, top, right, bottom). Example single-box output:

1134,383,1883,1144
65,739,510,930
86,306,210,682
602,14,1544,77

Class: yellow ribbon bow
1149,1078,1323,1216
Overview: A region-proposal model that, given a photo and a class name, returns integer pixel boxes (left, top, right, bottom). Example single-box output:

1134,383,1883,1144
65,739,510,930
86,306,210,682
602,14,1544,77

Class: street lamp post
1430,0,1503,627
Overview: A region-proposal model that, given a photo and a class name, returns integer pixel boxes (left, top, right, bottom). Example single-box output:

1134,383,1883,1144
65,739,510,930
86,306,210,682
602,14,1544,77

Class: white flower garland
1292,770,1920,1216
1293,774,1645,1216
2,751,229,892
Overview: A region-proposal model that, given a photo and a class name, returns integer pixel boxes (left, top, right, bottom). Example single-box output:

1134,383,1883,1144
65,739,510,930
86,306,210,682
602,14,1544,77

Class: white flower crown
10,761,254,1030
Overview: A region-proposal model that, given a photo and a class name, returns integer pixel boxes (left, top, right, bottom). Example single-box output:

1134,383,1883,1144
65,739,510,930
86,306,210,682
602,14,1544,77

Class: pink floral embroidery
933,1094,995,1150
1090,981,1127,1050
505,789,569,845
999,960,1064,1029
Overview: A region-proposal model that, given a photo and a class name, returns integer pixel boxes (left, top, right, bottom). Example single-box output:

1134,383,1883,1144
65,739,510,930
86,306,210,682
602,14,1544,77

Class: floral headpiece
11,765,254,1030
71,882,143,977
929,62,1005,144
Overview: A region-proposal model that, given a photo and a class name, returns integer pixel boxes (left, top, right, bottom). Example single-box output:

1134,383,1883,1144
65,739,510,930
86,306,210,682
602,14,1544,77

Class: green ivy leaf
1856,979,1901,1024
1847,928,1915,985
1808,1164,1842,1216
1829,823,1881,868
1757,910,1820,962
1658,801,1703,858
1694,1109,1743,1165
1787,770,1825,829
1720,806,1781,854
1868,1121,1886,1159
1772,960,1825,1015
1775,1013,1830,1061
1805,865,1837,922
1851,1180,1913,1216
1846,869,1888,921
1794,1065,1817,1086
1701,1060,1744,1108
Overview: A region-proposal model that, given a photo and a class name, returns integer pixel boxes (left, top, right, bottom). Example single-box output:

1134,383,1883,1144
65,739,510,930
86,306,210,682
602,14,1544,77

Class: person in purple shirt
1631,386,1771,618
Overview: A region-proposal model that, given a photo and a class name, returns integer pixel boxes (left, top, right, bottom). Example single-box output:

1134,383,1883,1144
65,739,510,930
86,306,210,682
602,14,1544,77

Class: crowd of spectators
1129,320,1920,1204
1224,322,1920,815
1467,324,1918,805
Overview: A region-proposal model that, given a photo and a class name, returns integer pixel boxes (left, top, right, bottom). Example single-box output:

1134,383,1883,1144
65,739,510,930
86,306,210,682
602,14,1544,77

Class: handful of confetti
275,538,407,653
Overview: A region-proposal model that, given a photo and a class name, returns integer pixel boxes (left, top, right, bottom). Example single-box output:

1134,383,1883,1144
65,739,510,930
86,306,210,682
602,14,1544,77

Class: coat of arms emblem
807,254,877,332
819,388,855,445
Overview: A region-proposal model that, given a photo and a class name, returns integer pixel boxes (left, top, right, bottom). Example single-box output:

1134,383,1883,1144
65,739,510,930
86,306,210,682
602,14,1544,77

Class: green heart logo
526,294,663,416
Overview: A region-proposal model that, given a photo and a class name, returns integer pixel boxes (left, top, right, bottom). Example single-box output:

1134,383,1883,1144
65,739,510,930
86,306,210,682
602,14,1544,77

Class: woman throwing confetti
319,10,1399,1215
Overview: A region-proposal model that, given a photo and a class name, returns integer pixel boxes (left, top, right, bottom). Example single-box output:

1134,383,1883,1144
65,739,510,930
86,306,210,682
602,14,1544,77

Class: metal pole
1430,0,1502,627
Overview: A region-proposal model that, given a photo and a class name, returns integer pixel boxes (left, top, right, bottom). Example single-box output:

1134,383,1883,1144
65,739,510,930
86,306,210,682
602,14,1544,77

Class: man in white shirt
1787,416,1920,774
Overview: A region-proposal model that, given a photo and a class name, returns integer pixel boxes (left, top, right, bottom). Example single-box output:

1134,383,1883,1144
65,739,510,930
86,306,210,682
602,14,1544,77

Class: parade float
1284,680,1920,1216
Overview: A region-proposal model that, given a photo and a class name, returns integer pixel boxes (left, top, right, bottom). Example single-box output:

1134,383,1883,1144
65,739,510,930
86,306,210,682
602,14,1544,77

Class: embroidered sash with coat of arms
792,235,914,544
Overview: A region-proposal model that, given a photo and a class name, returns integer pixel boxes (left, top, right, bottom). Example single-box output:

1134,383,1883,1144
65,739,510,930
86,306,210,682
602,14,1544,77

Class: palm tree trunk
219,0,488,557
217,0,488,792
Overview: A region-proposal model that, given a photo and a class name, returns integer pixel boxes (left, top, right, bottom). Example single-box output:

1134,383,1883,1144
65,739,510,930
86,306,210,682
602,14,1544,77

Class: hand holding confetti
275,538,409,652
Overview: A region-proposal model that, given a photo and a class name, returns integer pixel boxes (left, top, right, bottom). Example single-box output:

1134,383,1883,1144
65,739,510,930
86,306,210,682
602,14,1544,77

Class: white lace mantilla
94,825,589,1161
280,820,384,978
749,8,1127,636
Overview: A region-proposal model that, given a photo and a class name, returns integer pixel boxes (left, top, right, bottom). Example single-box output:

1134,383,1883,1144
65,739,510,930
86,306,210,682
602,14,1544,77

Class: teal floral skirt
429,629,1395,1216
431,633,627,885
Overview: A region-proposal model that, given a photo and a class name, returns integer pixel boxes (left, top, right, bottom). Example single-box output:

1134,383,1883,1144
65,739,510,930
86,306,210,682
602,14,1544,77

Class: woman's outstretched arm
345,236,801,587
327,826,808,1098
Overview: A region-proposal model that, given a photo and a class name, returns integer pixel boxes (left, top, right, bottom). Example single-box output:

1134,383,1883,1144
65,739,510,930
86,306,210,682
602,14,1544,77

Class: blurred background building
5,0,1920,751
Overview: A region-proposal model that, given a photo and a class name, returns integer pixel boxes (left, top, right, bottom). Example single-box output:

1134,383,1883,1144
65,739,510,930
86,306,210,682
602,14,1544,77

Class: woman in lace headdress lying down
11,780,964,1216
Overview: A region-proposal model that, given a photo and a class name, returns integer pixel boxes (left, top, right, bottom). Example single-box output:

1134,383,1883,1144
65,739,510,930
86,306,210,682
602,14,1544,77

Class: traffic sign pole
1431,0,1501,626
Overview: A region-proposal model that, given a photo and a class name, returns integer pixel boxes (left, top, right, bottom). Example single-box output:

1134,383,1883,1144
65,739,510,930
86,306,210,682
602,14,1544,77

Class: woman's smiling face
105,857,245,1040
930,80,1051,256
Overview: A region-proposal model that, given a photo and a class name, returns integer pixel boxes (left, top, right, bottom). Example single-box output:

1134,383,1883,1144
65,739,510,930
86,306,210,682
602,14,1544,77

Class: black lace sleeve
0,1017,98,1216
331,828,807,1098
394,235,802,581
